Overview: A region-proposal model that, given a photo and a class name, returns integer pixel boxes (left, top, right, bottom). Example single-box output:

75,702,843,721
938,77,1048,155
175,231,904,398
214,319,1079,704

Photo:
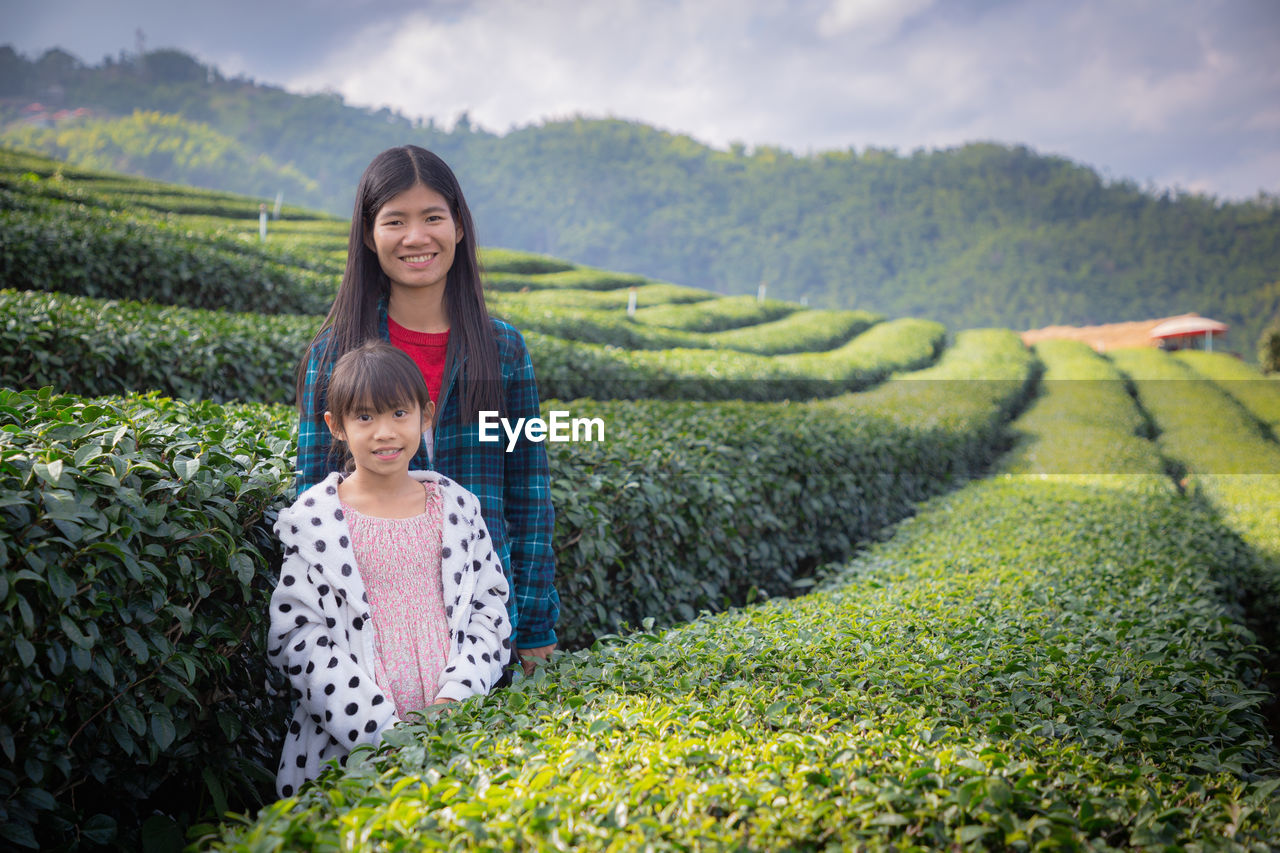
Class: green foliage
201,377,1280,850
0,147,331,226
1001,339,1168,481
0,289,315,404
488,267,651,292
478,247,575,274
490,293,880,354
0,331,1033,848
0,288,909,404
1110,347,1280,755
526,317,946,402
1174,350,1280,434
0,187,337,315
1259,315,1280,374
1109,348,1280,477
2,110,319,205
506,283,713,308
633,294,797,332
551,328,1036,648
0,388,295,851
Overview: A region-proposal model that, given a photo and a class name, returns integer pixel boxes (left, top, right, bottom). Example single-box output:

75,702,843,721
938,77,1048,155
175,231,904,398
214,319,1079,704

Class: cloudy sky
4,0,1277,200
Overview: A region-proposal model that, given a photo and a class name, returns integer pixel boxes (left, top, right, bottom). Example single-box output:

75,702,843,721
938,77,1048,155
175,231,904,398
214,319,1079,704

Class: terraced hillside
1,149,1277,851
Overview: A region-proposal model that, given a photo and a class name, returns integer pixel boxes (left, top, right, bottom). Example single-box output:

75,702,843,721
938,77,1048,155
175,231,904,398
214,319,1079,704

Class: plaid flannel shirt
296,307,559,649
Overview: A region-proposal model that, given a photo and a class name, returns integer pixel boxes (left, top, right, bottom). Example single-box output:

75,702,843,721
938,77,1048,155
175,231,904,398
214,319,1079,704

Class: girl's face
325,401,430,480
365,183,463,295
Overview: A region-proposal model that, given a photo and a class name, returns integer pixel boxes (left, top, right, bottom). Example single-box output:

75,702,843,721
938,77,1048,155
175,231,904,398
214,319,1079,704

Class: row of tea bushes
0,289,937,404
1110,348,1280,479
999,339,1169,481
504,282,714,309
634,293,798,332
0,289,311,404
706,309,878,355
203,341,1279,851
0,149,324,223
528,317,947,402
0,389,297,852
1174,350,1280,434
1110,346,1280,703
491,294,880,354
486,267,651,292
0,190,338,316
551,328,1036,649
0,161,334,277
0,331,1032,849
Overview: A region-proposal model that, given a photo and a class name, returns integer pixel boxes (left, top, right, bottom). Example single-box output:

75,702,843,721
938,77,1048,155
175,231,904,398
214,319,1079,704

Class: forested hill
3,45,1279,352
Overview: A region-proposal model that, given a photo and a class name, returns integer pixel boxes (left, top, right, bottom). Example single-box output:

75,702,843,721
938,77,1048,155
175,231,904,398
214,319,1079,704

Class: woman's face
365,182,463,295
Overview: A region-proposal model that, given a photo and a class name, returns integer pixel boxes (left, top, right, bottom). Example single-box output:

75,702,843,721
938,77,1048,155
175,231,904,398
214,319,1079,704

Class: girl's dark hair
297,145,502,423
326,341,434,469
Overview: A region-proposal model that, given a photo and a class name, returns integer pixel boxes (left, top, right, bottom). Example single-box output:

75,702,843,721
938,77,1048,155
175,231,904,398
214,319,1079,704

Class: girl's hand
431,697,455,706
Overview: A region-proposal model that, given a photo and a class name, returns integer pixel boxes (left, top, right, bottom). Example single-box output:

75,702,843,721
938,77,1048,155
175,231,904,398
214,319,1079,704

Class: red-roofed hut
1149,316,1229,352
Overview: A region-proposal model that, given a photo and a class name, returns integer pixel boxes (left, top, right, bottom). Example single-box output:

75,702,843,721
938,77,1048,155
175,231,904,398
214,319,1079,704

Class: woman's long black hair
296,145,502,423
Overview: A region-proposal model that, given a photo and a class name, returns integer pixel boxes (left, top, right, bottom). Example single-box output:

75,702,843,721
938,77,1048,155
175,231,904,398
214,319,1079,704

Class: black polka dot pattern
267,471,513,799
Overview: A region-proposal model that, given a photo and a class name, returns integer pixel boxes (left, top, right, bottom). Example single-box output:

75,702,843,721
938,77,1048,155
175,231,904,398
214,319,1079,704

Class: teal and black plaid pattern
296,309,560,649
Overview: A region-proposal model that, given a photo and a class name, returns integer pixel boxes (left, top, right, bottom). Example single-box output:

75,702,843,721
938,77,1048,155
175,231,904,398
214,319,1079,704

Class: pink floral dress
341,483,451,717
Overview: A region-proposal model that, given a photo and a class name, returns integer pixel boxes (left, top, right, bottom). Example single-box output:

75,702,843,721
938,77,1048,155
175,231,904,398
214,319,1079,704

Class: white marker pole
627,286,637,318
259,204,268,241
757,281,766,303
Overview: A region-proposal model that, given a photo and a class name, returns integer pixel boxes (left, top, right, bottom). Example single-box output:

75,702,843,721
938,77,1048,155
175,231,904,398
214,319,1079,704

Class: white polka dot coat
268,469,513,798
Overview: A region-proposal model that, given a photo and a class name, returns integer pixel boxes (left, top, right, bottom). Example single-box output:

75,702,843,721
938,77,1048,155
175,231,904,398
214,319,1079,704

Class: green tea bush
1000,339,1168,481
0,289,315,404
1110,347,1280,693
202,367,1279,850
634,294,797,332
520,268,651,290
477,247,575,275
0,164,337,277
706,309,880,355
490,294,880,354
0,147,320,222
1110,348,1280,477
505,283,714,308
550,328,1036,648
0,389,295,851
1175,349,1280,434
0,331,1032,848
0,195,337,315
2,289,914,404
528,317,946,402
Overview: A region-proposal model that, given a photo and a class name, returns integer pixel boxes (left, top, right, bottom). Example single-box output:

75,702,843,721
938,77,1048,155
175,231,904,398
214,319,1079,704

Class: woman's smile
367,183,463,293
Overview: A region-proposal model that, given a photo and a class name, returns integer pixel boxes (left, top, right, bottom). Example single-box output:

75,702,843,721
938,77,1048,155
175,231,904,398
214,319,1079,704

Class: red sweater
387,317,450,405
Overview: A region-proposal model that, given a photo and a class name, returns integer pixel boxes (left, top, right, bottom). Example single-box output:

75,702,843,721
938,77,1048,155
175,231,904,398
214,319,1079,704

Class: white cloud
274,0,1278,198
816,0,936,41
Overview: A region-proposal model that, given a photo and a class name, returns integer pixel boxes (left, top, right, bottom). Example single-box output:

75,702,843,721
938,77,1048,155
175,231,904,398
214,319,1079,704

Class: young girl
270,341,512,798
294,144,558,675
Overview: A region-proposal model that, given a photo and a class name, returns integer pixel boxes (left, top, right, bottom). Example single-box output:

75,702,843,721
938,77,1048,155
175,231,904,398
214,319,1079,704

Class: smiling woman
366,183,462,301
292,145,560,692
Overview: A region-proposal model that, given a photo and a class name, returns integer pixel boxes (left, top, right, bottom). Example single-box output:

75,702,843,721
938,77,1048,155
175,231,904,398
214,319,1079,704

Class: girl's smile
325,404,429,480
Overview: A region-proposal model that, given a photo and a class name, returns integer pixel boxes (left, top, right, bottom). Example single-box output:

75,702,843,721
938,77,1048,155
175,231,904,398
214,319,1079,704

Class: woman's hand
431,697,455,706
519,644,556,676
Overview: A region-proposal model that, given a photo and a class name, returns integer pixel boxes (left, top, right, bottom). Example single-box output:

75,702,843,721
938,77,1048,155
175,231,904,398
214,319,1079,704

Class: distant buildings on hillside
1022,313,1233,355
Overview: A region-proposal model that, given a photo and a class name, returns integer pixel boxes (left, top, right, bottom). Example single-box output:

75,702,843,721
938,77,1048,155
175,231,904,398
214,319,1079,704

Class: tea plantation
1,149,1278,851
